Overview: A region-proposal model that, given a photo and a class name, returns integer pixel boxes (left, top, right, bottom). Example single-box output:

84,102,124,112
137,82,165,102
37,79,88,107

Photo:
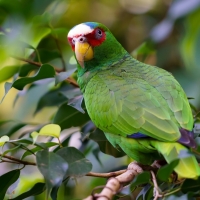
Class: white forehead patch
68,24,94,38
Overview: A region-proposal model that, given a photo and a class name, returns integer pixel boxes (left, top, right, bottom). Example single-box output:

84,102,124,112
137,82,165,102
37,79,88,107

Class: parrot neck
77,33,131,91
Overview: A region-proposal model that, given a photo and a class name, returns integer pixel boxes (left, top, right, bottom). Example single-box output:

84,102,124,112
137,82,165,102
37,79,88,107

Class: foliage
0,0,200,199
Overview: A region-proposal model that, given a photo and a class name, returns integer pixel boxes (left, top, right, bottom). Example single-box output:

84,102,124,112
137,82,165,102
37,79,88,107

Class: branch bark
0,153,36,166
84,162,157,200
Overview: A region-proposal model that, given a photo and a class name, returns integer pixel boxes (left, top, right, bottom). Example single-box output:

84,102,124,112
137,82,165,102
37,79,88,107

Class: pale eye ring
96,29,103,39
72,38,76,44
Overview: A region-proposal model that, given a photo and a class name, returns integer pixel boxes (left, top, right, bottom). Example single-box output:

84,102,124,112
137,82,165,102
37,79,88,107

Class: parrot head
67,22,127,70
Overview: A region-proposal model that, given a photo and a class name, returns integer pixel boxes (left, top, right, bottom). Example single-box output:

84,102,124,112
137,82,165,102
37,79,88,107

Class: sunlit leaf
39,124,61,138
12,64,55,90
56,147,92,177
0,135,9,146
31,131,39,144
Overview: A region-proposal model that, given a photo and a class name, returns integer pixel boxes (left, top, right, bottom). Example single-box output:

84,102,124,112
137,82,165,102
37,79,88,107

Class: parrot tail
151,141,200,179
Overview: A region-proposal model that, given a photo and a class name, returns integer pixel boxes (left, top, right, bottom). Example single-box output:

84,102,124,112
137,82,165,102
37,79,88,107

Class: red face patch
68,28,106,51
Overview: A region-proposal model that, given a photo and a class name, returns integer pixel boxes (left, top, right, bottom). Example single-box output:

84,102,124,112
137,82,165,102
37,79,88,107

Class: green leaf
19,64,38,77
89,129,126,158
10,138,33,144
39,124,61,138
130,171,151,190
21,142,59,159
0,170,20,200
36,149,68,198
31,131,39,144
22,26,51,49
0,135,9,146
181,177,200,193
2,145,20,156
0,66,20,83
34,49,61,63
56,147,92,177
55,68,76,85
136,184,153,200
157,159,179,182
34,83,70,114
12,64,55,90
68,95,85,114
0,82,12,103
10,182,46,200
53,102,90,130
51,28,68,39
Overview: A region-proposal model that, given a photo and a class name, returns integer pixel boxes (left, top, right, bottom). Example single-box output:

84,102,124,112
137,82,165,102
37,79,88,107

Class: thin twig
12,56,42,67
12,56,79,87
0,153,36,166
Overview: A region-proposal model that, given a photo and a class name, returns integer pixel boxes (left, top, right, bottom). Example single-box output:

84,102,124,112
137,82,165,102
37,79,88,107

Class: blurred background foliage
0,0,200,199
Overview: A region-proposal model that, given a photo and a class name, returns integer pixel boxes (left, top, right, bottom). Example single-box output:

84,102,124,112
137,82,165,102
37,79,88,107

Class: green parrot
67,22,200,179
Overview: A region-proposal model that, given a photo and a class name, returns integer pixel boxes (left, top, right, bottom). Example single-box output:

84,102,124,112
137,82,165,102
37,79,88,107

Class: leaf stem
57,137,63,148
54,38,66,71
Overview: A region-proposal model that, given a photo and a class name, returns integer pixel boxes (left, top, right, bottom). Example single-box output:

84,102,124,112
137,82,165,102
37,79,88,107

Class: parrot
67,22,200,179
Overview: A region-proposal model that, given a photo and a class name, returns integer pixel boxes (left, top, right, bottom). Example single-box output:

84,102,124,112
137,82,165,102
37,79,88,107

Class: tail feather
178,128,197,148
151,141,200,179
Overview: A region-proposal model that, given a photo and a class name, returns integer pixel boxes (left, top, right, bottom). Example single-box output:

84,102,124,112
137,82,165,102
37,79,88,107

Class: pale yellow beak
74,37,93,68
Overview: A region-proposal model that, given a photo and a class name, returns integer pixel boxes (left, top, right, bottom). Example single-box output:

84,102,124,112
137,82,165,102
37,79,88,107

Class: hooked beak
74,36,93,68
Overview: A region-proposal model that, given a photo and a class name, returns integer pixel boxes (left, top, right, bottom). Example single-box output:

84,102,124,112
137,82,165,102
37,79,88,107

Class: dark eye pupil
98,30,102,35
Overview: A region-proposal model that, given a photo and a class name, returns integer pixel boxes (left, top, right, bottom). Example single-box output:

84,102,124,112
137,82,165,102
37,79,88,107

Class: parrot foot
151,160,166,169
127,161,143,174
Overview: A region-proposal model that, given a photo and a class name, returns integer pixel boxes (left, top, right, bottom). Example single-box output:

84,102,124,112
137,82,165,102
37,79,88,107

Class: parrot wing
84,63,193,142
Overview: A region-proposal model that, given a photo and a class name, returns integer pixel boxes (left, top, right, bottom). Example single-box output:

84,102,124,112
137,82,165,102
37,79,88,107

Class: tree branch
86,170,126,178
0,153,36,166
12,56,79,88
84,162,156,200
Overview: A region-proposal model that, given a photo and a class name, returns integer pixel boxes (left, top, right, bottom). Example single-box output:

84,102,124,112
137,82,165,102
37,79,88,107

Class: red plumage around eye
86,28,106,47
68,37,75,51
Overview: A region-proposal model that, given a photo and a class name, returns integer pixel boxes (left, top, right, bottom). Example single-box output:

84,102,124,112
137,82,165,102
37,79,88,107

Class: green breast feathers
83,56,193,142
68,22,200,179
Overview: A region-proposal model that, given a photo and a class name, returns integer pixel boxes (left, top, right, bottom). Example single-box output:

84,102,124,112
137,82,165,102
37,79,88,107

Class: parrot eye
95,28,103,39
72,38,75,44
